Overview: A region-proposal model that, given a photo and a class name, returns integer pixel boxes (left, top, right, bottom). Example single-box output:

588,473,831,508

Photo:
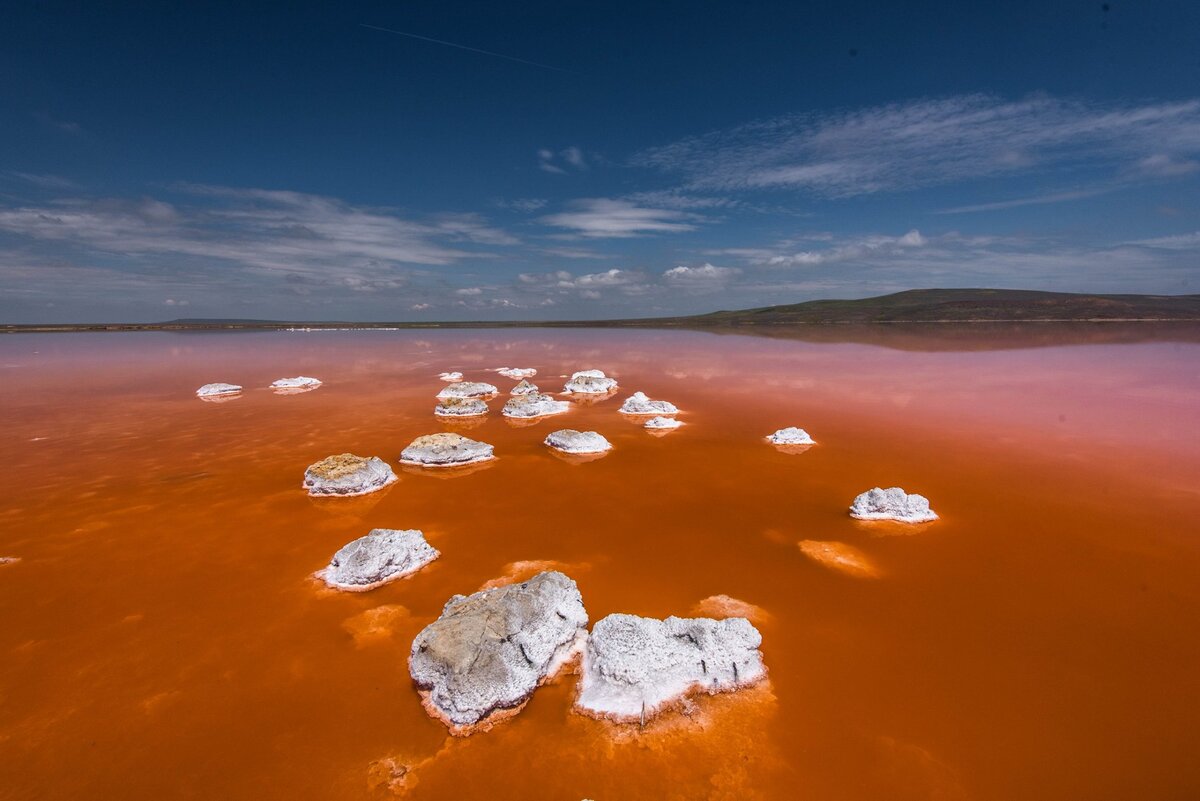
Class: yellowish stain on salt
798,540,880,579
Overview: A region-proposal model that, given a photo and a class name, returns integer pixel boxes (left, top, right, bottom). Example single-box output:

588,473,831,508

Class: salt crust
434,397,488,417
196,382,241,397
766,427,815,445
436,382,498,399
317,528,439,591
644,416,683,430
270,376,321,389
303,453,398,497
400,433,494,467
619,391,679,415
409,571,588,730
563,369,618,394
544,429,612,454
575,613,766,723
849,487,938,523
502,394,570,419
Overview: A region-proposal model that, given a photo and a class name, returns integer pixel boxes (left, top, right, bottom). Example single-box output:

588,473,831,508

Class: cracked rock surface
303,453,397,497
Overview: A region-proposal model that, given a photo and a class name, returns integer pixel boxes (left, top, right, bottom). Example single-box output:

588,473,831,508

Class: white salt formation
575,613,766,723
849,487,938,523
766,427,815,445
195,382,242,397
409,570,588,729
270,376,321,390
619,391,679,415
317,528,439,591
644,416,683,430
434,397,488,417
562,369,618,394
436,381,498,400
438,372,464,382
509,379,539,396
502,394,570,419
496,367,537,379
303,453,397,497
544,429,612,454
400,433,494,467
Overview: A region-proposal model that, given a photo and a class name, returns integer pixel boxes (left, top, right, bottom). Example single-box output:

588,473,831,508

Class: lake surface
1,327,1198,801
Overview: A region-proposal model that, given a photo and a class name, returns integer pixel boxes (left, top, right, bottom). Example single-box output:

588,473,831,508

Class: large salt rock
400,433,494,467
270,376,321,390
409,570,588,730
196,382,241,397
317,528,439,591
644,416,682,430
766,427,815,445
434,397,488,417
619,391,679,415
509,379,539,396
563,369,617,394
304,453,398,497
496,367,536,379
544,429,612,454
437,381,498,400
438,371,464,382
502,394,570,419
576,613,766,723
849,487,938,523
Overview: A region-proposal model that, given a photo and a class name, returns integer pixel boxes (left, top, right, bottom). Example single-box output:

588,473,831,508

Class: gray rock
317,529,439,591
502,393,570,419
510,379,539,396
409,571,588,728
400,433,494,467
544,429,612,454
849,487,938,523
619,391,678,415
575,613,766,722
303,453,398,497
563,370,617,394
434,397,488,417
196,382,242,397
437,381,498,400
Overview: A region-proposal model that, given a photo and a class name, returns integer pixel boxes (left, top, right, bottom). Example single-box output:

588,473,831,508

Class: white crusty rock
496,367,537,379
575,613,766,722
510,379,539,396
503,393,570,419
270,376,322,390
544,429,612,454
849,487,938,523
434,397,488,417
644,416,683,430
438,371,464,382
766,427,815,445
196,382,242,397
563,369,618,394
619,391,679,415
317,528,439,591
409,571,588,729
400,433,494,467
437,381,498,400
304,453,397,497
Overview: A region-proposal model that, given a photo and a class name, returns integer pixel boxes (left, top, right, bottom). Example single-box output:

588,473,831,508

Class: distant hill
4,289,1200,333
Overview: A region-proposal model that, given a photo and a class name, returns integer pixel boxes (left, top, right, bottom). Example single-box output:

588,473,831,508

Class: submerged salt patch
495,367,537,379
509,379,539,396
437,382,498,400
766,427,815,445
563,369,618,394
400,433,494,467
575,613,766,723
196,382,241,397
303,453,397,497
409,570,588,730
619,391,679,415
798,540,879,578
270,376,321,389
437,372,464,382
849,487,938,523
544,429,612,454
502,393,570,419
644,416,682,430
434,397,488,417
317,528,439,591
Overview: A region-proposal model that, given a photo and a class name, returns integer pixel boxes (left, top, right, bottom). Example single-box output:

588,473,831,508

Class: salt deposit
434,397,488,417
575,613,766,723
797,540,879,578
436,382,498,400
270,376,322,390
510,379,539,396
303,453,398,497
563,369,617,394
849,487,938,523
437,372,464,382
502,394,570,419
766,427,815,445
400,433,494,467
543,429,612,454
317,528,439,591
644,416,683,430
619,391,679,415
495,367,537,379
195,382,242,398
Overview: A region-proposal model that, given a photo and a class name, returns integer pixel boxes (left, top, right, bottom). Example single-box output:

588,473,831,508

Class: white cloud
663,263,743,283
538,146,589,174
1126,231,1200,249
759,230,927,267
539,198,702,238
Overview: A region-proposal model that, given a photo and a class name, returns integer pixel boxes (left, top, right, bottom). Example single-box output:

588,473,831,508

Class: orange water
1,328,1198,801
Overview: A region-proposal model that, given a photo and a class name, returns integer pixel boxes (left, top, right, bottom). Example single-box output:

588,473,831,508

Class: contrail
360,23,573,73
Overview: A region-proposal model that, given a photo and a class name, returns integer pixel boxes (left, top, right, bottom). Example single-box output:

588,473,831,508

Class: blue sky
2,1,1199,322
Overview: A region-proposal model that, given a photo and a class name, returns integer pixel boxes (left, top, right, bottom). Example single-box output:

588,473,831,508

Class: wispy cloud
936,187,1111,214
538,198,702,238
663,263,742,283
635,94,1200,197
538,146,590,174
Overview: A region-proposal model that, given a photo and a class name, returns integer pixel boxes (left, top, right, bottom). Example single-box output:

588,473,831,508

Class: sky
2,1,1199,323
